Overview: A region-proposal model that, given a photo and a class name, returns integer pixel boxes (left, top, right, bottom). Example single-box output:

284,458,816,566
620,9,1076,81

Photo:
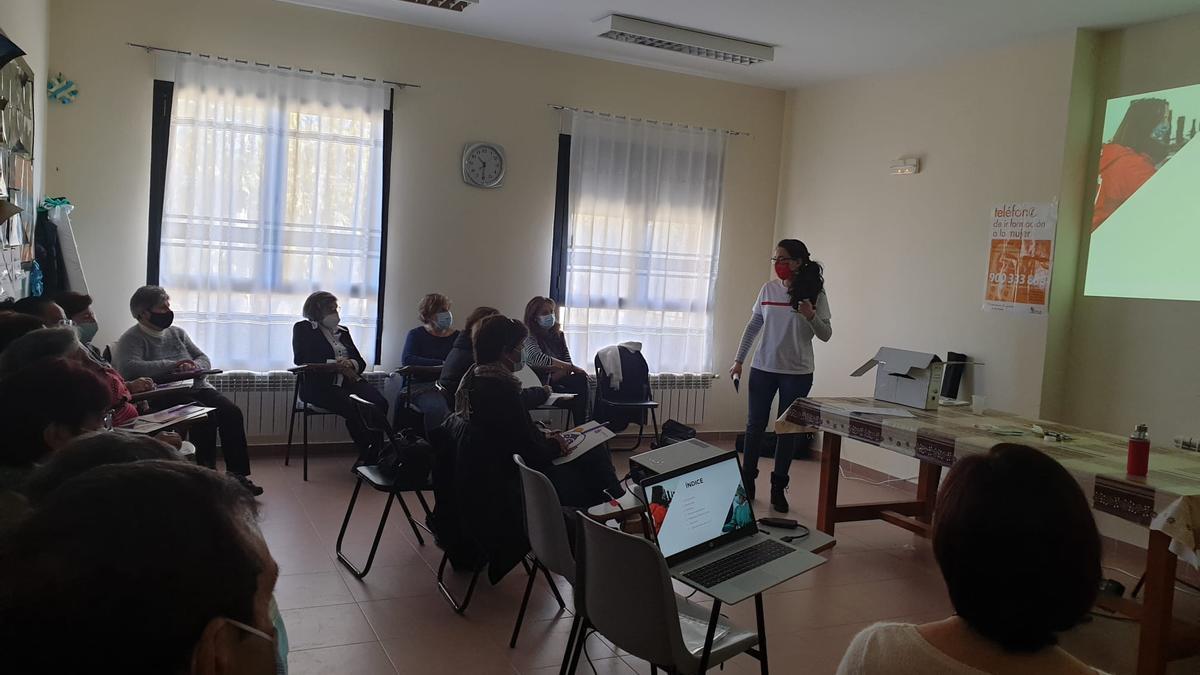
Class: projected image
721,486,753,533
1085,83,1200,300
649,485,675,534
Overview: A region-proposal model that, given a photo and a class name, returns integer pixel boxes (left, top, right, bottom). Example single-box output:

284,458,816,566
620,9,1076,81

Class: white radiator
208,370,713,444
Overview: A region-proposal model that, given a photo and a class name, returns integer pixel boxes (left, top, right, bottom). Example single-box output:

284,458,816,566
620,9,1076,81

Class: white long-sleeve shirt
734,280,831,375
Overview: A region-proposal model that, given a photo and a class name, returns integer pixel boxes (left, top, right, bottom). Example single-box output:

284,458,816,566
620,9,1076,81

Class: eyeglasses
770,257,796,263
56,318,75,327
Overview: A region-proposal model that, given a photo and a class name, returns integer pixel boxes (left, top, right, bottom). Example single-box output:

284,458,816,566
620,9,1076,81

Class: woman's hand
336,358,359,380
174,359,199,373
797,300,816,320
543,429,571,456
729,361,743,380
126,377,155,394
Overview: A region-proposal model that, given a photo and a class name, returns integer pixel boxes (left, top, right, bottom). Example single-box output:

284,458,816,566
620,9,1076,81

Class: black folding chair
334,394,434,579
284,365,341,481
593,348,660,452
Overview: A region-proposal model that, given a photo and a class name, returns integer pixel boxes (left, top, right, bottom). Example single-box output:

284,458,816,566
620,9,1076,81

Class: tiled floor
247,444,1200,675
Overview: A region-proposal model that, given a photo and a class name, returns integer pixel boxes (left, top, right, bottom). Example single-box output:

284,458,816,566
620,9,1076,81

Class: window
148,56,391,371
551,112,726,374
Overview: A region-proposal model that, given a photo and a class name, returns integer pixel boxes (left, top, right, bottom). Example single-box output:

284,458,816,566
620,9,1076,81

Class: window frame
146,80,393,365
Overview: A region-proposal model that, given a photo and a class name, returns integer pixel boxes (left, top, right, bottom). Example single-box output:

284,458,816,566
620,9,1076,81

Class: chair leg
414,490,434,519
510,558,539,647
393,491,425,546
285,406,298,466
540,562,566,610
565,619,588,675
559,614,582,675
437,552,481,614
301,411,310,482
336,483,394,580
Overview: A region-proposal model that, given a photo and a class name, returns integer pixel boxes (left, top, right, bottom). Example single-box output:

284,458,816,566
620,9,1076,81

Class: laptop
639,452,825,604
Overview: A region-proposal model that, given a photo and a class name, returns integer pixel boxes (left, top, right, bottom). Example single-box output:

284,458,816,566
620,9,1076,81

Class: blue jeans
743,368,814,479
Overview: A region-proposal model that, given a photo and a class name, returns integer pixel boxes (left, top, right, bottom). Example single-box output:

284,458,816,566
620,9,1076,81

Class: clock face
463,143,505,188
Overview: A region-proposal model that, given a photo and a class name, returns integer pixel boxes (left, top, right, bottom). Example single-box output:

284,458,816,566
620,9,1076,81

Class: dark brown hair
53,291,94,319
777,239,824,309
25,431,181,503
473,315,527,364
0,461,263,674
933,443,1101,652
464,306,500,338
0,357,114,466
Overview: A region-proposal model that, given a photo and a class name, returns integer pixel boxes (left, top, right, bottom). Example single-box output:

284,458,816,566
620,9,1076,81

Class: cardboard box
851,347,945,410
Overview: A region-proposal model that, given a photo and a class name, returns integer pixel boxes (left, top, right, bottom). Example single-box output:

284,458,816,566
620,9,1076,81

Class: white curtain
564,111,726,374
159,56,388,371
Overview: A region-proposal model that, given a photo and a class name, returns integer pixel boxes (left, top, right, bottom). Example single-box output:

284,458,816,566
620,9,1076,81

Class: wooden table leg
817,432,842,535
915,462,942,524
1137,529,1176,675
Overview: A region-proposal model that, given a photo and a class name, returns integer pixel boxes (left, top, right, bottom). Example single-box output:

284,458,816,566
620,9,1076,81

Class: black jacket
429,367,558,583
292,321,367,395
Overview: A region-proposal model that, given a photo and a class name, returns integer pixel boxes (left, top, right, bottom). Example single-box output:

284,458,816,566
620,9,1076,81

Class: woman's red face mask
774,261,793,281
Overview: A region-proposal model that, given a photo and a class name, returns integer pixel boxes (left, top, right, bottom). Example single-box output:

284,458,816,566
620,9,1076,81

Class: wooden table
777,396,1200,675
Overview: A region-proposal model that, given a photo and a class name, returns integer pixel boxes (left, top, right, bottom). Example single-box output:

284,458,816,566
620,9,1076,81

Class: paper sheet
121,404,214,434
545,392,577,405
552,420,615,465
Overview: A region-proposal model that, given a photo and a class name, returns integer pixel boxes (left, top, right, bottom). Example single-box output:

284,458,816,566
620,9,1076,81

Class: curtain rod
127,42,421,89
549,104,749,137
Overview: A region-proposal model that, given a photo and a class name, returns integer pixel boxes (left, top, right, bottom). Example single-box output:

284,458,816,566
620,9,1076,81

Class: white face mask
510,349,525,372
320,312,340,329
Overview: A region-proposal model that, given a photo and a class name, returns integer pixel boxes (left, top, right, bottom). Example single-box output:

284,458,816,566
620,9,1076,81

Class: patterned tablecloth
777,396,1200,567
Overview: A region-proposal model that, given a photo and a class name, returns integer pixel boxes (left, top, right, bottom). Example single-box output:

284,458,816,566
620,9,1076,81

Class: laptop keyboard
682,539,795,588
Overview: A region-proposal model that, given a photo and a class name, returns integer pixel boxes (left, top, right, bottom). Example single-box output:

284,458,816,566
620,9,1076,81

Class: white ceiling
281,0,1200,89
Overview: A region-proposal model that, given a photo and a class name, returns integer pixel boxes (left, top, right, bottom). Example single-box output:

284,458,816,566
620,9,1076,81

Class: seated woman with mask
438,305,551,411
522,296,589,424
293,291,389,466
401,293,459,436
456,315,634,512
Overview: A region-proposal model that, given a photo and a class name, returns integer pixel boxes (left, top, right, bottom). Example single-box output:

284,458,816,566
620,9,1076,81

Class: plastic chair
511,455,573,649
569,517,760,675
284,365,340,481
334,394,434,579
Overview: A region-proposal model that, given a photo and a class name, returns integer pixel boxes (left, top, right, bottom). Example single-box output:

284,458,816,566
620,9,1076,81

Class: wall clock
462,141,505,189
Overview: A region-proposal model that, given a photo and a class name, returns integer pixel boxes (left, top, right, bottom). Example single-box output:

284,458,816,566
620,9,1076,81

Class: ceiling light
595,15,774,66
396,0,478,11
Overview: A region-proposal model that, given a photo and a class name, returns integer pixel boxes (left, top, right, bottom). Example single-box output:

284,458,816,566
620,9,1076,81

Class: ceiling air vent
596,15,773,66
398,0,478,11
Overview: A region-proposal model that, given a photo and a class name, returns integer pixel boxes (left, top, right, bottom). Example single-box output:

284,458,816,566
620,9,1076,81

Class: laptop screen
642,453,756,563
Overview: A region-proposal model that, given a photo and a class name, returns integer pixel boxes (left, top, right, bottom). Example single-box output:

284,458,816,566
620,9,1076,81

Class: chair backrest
576,516,686,668
512,455,575,583
594,346,652,403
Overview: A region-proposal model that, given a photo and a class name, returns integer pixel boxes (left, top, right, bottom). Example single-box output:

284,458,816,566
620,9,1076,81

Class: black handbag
376,427,434,489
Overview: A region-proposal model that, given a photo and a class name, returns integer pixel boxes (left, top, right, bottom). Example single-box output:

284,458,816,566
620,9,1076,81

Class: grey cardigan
114,324,212,383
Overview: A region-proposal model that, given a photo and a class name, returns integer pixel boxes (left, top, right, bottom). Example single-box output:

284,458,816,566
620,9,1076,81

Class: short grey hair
129,286,169,319
0,327,82,376
302,291,338,322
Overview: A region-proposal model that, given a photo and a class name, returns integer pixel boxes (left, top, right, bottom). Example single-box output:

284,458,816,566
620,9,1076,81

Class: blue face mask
270,598,288,674
434,311,453,331
1153,121,1171,142
537,314,556,329
511,348,526,372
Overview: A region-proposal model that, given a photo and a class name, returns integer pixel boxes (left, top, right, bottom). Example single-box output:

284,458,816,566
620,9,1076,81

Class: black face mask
147,310,174,330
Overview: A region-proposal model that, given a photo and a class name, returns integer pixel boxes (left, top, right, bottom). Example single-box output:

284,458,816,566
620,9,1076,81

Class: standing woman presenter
730,239,832,513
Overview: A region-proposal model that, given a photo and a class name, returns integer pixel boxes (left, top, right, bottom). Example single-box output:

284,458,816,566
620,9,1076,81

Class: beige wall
774,32,1083,476
45,0,784,431
0,0,49,200
1061,13,1200,442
